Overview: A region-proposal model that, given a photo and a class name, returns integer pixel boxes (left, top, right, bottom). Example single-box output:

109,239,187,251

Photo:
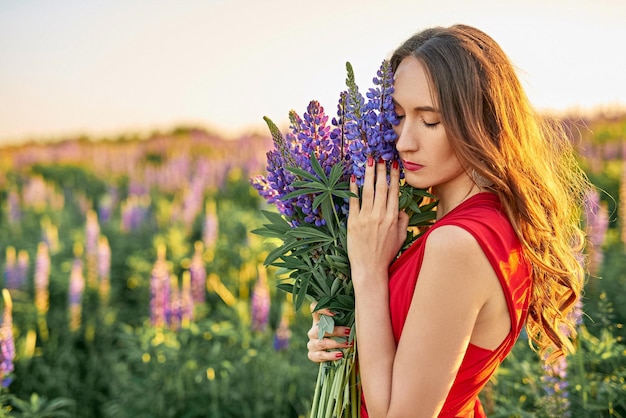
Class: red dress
361,192,532,417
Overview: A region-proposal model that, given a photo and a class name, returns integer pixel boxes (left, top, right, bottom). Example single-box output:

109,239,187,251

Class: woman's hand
347,157,409,282
306,303,352,363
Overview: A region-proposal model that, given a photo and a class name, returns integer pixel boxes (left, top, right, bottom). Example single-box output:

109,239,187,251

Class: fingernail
378,157,384,164
335,352,343,359
367,156,374,167
350,174,356,183
344,328,351,336
392,160,399,170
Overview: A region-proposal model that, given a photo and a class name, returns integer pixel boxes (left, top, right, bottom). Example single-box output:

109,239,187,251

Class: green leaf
287,226,334,242
285,166,320,183
317,314,335,340
309,154,328,182
294,277,310,311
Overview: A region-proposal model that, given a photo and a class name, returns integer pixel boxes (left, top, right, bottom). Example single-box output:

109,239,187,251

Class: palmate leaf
287,226,334,243
285,165,321,183
264,237,298,266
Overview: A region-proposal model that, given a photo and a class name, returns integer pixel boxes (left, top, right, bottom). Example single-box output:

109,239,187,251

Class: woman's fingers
306,336,353,363
359,156,376,212
388,159,401,213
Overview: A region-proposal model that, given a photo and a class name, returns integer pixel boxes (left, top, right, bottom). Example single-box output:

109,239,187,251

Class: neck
433,182,482,220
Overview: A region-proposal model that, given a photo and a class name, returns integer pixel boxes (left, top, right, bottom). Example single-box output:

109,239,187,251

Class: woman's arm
347,159,494,418
354,225,493,417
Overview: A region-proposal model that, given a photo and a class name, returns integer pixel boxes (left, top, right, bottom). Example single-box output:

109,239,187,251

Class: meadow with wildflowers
0,111,625,417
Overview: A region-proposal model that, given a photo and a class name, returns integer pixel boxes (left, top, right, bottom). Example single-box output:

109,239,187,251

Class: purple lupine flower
2,248,16,290
202,201,219,249
167,274,181,330
13,250,29,291
97,236,111,303
273,317,291,351
189,241,206,304
7,190,21,225
85,210,100,257
251,268,270,332
121,194,150,232
584,189,609,274
0,289,15,387
150,245,170,328
182,179,204,230
34,242,50,315
344,60,399,186
542,354,570,417
252,101,345,226
85,210,100,289
69,249,85,332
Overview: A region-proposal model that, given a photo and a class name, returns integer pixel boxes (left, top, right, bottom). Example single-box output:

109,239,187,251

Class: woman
306,25,590,417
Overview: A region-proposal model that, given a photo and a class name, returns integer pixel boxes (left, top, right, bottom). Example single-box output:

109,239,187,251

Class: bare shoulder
423,224,484,260
420,225,494,293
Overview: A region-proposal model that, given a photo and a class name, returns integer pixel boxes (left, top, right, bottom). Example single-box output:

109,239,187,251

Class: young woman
306,25,590,417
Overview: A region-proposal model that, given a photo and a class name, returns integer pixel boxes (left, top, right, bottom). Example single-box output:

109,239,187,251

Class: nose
394,122,416,154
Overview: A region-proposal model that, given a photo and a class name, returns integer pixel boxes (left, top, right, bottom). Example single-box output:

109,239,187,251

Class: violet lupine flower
189,241,206,304
85,210,100,257
0,289,15,387
7,190,21,225
273,317,291,351
203,201,219,249
13,250,29,291
252,101,345,226
150,245,170,328
121,194,150,232
167,274,181,330
2,247,16,290
344,60,399,186
182,179,204,230
251,268,271,332
584,189,609,274
69,249,85,332
97,236,111,303
542,354,570,417
85,210,100,289
34,242,50,315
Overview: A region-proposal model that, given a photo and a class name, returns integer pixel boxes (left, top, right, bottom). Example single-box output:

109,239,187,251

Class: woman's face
393,56,467,193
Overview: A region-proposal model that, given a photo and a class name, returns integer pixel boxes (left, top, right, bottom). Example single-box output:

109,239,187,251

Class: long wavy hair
390,24,590,361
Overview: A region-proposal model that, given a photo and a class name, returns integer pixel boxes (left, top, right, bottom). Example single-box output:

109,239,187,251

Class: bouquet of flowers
251,60,436,418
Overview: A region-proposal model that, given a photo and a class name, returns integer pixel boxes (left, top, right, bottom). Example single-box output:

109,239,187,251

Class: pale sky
1,0,625,145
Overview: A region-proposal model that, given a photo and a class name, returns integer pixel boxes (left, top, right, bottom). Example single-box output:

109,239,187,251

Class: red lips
401,160,424,171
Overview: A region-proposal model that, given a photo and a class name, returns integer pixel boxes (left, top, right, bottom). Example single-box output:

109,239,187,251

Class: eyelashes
395,115,440,129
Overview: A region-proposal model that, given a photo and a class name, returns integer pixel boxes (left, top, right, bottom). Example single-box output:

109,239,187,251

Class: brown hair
390,24,590,361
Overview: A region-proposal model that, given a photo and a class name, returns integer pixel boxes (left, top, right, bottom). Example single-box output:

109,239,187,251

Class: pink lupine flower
203,200,218,249
189,241,206,304
97,236,111,303
251,267,270,332
0,289,15,387
150,245,170,328
69,245,85,332
34,242,50,315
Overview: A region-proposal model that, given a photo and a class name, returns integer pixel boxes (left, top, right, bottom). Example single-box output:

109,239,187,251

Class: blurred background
0,0,625,416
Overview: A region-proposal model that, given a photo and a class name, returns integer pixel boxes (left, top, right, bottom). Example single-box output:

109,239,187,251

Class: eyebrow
392,99,439,113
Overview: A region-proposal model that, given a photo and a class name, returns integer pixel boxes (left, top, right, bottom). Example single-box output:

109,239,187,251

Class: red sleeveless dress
361,192,532,417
